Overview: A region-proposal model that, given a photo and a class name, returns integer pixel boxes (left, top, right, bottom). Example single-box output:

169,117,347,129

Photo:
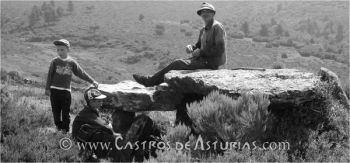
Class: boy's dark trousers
50,88,71,132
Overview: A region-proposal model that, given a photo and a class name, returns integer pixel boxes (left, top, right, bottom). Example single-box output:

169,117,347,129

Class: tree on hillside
89,25,100,35
335,24,344,42
41,2,48,11
306,19,320,36
139,14,144,21
240,21,250,37
56,7,64,17
284,30,290,37
50,0,55,7
67,0,74,14
28,5,41,27
259,24,269,36
43,6,57,25
275,24,284,36
270,18,277,26
276,3,283,13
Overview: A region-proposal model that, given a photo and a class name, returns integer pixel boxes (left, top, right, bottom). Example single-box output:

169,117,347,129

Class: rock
98,80,182,112
318,67,349,109
99,68,348,112
164,68,348,109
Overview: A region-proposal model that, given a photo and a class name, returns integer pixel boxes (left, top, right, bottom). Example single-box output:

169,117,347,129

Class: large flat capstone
97,68,349,111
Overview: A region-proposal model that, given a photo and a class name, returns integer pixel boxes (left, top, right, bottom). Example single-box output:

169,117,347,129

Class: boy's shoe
132,74,153,87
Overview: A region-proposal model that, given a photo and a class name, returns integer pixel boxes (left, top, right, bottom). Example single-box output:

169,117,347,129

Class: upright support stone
98,80,182,112
318,67,350,109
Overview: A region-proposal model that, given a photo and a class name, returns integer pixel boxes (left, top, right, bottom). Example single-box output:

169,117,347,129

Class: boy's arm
45,60,55,91
72,60,96,84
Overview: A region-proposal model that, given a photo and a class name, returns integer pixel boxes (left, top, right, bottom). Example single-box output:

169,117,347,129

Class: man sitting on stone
133,2,226,87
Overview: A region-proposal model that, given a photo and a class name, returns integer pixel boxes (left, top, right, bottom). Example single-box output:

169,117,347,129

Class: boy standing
45,39,98,133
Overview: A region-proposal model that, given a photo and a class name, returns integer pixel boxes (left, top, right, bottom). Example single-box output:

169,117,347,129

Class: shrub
230,31,244,39
271,62,284,69
252,36,274,42
180,29,186,33
265,42,273,48
0,84,81,162
259,24,269,36
77,40,96,49
281,53,288,58
119,55,141,64
180,19,190,24
28,5,41,27
184,31,192,37
278,38,293,47
148,149,191,162
155,24,165,36
240,22,250,37
143,51,155,59
165,124,191,146
187,91,270,144
67,0,74,13
274,24,283,36
271,41,280,47
321,52,336,61
138,14,144,21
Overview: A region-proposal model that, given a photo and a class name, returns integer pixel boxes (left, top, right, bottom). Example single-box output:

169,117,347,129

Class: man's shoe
132,74,153,87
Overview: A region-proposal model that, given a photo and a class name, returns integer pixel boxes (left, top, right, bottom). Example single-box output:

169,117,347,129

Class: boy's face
89,99,103,109
56,45,69,58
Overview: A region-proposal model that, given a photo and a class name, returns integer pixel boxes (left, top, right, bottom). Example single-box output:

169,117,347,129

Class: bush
271,62,284,69
230,31,244,39
240,22,250,37
321,52,336,61
281,53,288,58
271,41,280,47
265,42,273,48
298,49,312,57
155,24,165,36
187,91,270,144
138,14,144,21
180,19,190,24
252,36,274,42
119,54,141,64
278,38,293,47
259,24,269,36
77,40,96,48
1,85,81,161
180,29,186,33
184,31,192,37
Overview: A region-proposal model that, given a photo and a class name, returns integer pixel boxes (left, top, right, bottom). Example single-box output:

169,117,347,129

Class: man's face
200,9,215,23
56,45,69,59
89,99,103,109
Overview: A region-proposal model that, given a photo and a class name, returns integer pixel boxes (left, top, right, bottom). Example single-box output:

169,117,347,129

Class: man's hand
192,49,201,58
185,45,194,54
45,89,50,96
92,81,99,88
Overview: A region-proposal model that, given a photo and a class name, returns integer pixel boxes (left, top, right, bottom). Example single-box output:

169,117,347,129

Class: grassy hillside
1,1,349,86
